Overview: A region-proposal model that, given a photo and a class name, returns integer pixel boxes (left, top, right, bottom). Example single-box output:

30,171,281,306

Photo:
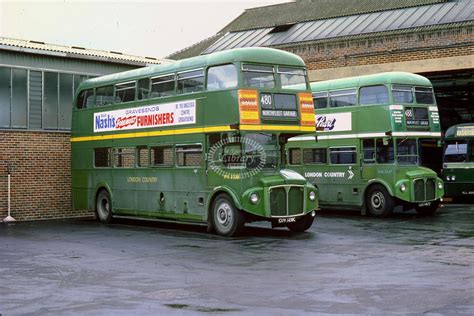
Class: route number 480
260,94,272,107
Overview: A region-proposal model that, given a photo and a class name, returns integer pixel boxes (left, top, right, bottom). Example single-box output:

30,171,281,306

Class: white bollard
3,173,16,222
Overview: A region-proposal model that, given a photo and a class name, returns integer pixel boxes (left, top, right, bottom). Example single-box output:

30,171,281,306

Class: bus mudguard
207,186,243,218
365,179,394,197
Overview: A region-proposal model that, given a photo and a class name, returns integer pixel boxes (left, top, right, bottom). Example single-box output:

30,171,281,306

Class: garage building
0,38,165,220
169,0,473,130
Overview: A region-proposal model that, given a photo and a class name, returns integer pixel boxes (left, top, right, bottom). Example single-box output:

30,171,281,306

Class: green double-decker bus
443,123,474,200
287,72,444,216
71,47,319,236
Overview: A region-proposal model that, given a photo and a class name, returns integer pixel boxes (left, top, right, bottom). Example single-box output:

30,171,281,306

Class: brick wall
0,130,91,221
279,24,473,71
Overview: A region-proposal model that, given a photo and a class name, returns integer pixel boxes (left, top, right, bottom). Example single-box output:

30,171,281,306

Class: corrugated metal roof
203,0,473,55
0,37,171,66
221,0,448,33
166,34,223,60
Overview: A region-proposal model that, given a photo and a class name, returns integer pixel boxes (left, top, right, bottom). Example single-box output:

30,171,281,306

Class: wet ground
1,204,473,315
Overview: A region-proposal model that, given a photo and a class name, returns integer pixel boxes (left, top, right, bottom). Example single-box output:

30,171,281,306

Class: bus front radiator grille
270,187,287,216
288,187,304,216
426,178,436,200
414,179,425,202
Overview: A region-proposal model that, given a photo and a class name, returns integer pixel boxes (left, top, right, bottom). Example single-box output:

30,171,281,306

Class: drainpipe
3,162,16,222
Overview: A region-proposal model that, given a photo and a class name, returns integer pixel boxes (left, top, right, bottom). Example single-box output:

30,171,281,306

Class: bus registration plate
277,217,296,224
418,202,431,207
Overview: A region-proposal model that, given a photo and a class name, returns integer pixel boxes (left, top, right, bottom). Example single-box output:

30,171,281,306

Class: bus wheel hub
371,193,384,209
217,203,232,226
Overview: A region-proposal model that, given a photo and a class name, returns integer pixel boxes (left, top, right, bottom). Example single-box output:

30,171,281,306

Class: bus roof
78,47,306,92
445,123,474,139
310,72,432,91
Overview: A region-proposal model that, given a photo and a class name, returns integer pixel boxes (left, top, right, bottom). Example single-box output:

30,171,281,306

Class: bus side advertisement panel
93,100,196,133
316,112,352,132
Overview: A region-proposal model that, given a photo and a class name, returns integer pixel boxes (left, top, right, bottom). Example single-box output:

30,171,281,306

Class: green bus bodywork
443,123,474,199
71,47,318,236
287,72,444,216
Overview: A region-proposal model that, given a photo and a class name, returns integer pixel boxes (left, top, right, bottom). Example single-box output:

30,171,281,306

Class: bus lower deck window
176,145,203,166
94,148,112,167
289,148,301,165
151,146,173,166
137,146,149,167
303,148,327,164
376,139,394,164
114,147,135,168
330,147,356,164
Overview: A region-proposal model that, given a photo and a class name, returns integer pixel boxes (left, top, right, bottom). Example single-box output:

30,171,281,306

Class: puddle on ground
165,303,241,313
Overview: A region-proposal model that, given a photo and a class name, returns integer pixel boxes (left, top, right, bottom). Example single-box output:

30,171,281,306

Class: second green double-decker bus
71,47,318,236
287,72,444,217
443,123,474,200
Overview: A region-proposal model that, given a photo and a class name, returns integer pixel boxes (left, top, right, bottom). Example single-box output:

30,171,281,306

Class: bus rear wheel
211,194,245,237
96,190,113,223
366,185,394,217
415,200,440,216
287,214,314,233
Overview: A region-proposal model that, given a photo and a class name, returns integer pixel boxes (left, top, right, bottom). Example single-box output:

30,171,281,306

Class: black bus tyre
415,200,440,216
366,185,394,217
287,213,314,233
211,194,245,237
96,190,113,223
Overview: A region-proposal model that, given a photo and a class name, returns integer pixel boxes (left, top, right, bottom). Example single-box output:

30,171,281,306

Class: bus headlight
309,191,316,201
438,182,443,190
451,175,456,181
400,184,406,192
250,193,259,204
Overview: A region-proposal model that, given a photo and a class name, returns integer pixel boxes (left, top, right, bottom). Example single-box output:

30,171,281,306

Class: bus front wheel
415,200,440,216
211,194,245,237
96,190,113,223
366,185,394,217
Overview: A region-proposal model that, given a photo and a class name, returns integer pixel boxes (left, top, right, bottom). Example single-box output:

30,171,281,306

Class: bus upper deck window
95,85,115,106
115,81,136,103
414,87,435,104
444,142,467,162
151,75,175,98
77,89,94,109
138,78,150,100
207,64,237,91
278,67,306,90
242,64,275,89
360,85,389,105
177,70,204,94
312,92,328,109
329,89,357,107
392,85,413,103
